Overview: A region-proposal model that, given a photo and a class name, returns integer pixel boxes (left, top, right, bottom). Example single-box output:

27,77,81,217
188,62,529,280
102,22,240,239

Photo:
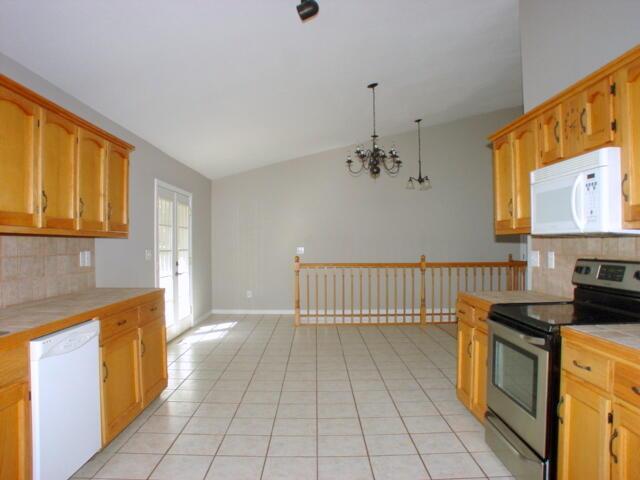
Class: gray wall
0,53,212,333
211,107,523,310
520,0,640,111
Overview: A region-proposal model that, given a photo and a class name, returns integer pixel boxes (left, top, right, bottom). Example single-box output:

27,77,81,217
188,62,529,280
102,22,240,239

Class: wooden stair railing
294,254,526,326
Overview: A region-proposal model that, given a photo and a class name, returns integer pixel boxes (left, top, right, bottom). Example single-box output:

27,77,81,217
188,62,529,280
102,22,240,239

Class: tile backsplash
0,235,95,308
530,236,640,297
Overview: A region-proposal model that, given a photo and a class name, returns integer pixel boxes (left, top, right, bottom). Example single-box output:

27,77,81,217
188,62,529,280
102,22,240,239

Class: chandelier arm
347,161,365,175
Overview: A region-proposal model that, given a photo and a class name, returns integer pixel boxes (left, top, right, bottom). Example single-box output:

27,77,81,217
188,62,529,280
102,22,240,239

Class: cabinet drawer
456,301,474,324
614,362,640,410
101,308,138,342
139,297,164,325
562,342,611,391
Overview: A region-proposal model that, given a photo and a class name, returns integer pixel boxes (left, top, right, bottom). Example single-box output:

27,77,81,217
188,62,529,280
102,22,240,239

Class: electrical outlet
246,290,253,299
547,251,555,269
79,251,91,267
79,252,85,267
530,250,540,267
296,246,305,255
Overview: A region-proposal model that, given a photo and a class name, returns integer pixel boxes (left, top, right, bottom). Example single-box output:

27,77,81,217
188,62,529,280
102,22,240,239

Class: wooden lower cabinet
470,326,488,420
456,318,473,406
0,382,30,480
456,298,489,422
140,317,168,407
557,374,612,480
100,328,142,445
611,403,640,480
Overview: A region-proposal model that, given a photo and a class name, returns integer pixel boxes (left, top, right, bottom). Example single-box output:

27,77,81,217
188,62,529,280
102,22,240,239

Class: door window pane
492,337,538,417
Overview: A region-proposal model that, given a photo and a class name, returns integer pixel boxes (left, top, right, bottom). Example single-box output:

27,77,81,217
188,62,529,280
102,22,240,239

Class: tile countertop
0,288,162,347
565,324,640,352
459,290,570,311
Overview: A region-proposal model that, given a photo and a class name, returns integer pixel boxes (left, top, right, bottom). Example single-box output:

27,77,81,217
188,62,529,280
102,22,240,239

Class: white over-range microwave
530,147,640,235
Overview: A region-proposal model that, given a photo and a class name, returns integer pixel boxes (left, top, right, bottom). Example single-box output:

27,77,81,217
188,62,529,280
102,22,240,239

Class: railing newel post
294,256,301,326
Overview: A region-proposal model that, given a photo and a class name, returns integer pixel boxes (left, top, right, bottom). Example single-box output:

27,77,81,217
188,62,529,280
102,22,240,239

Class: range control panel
573,258,640,292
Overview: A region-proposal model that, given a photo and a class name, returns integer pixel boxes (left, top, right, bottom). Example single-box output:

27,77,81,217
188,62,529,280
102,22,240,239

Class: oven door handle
486,411,542,464
518,333,546,347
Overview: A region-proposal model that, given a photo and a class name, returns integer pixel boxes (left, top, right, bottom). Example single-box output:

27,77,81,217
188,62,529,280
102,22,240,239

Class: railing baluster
402,268,406,323
324,270,328,318
385,269,389,322
411,268,415,323
306,272,310,318
342,269,345,322
351,269,355,320
439,267,443,322
394,268,398,323
430,267,435,324
377,268,381,319
447,267,452,322
359,269,363,324
368,268,372,319
333,271,337,323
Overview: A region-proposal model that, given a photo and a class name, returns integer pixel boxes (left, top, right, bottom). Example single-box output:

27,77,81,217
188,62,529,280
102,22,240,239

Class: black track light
297,0,319,21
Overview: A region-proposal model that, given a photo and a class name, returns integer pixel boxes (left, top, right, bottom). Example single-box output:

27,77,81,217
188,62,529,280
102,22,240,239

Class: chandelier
406,119,431,190
346,83,401,178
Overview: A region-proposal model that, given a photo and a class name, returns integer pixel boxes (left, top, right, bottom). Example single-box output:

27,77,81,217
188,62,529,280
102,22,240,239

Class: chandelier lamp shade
406,119,431,190
346,83,401,179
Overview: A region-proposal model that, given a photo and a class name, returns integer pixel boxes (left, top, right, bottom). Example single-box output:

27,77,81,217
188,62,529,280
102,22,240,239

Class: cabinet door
618,58,640,226
512,120,539,232
100,329,142,445
106,144,129,233
611,403,640,480
563,93,584,158
0,382,30,480
140,316,168,407
582,77,615,151
77,128,106,232
538,105,564,165
456,318,473,406
557,373,611,480
493,135,515,234
470,326,488,421
41,110,76,229
0,85,39,228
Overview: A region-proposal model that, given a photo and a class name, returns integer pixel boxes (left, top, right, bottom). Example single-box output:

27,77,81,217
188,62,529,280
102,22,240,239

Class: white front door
155,181,193,338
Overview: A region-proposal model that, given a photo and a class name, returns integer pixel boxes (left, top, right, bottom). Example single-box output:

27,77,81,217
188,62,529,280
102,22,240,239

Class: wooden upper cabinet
582,76,615,151
618,57,640,227
557,374,612,480
512,120,539,231
0,382,30,480
106,145,129,233
611,403,640,480
538,105,564,165
41,110,76,229
0,85,39,228
493,135,515,234
77,129,107,233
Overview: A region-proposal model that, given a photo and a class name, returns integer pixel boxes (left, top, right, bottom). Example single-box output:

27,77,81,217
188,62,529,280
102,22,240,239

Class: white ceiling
0,0,522,179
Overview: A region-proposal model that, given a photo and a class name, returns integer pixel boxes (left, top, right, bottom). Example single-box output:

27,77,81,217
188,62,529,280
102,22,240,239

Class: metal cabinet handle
572,360,592,371
150,306,158,312
508,198,513,217
467,340,472,358
79,197,85,218
580,108,587,133
610,428,619,464
108,202,112,220
632,386,640,395
557,396,564,424
42,190,48,213
622,174,630,202
457,309,466,315
554,121,560,143
103,361,109,383
141,340,146,357
117,319,127,326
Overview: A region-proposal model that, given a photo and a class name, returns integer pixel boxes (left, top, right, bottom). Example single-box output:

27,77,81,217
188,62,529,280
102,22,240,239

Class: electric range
484,258,640,480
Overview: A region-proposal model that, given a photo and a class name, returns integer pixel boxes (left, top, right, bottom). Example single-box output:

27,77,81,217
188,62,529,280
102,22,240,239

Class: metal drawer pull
467,340,472,358
103,362,109,383
572,360,592,371
557,396,564,424
117,319,127,326
610,428,619,464
632,386,640,395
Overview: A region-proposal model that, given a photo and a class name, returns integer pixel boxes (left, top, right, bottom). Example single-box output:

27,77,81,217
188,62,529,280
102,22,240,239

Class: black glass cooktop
490,301,640,333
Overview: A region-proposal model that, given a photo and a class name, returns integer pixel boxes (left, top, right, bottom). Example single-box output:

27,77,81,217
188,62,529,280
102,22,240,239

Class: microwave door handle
571,174,585,232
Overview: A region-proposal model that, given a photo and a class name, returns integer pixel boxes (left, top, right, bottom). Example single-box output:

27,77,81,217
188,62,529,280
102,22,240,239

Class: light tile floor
73,315,513,480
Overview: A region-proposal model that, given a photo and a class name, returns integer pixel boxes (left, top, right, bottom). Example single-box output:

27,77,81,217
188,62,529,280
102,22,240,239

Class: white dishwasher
30,319,102,480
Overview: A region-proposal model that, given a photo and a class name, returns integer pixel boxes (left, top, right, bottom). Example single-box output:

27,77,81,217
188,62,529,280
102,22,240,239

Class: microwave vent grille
531,147,620,183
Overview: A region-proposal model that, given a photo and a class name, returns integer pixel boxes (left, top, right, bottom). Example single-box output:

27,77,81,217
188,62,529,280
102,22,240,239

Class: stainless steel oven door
487,320,550,458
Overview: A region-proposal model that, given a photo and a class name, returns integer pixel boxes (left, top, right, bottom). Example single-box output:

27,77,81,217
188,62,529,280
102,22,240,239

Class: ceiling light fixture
406,119,431,190
346,83,401,179
297,0,319,21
